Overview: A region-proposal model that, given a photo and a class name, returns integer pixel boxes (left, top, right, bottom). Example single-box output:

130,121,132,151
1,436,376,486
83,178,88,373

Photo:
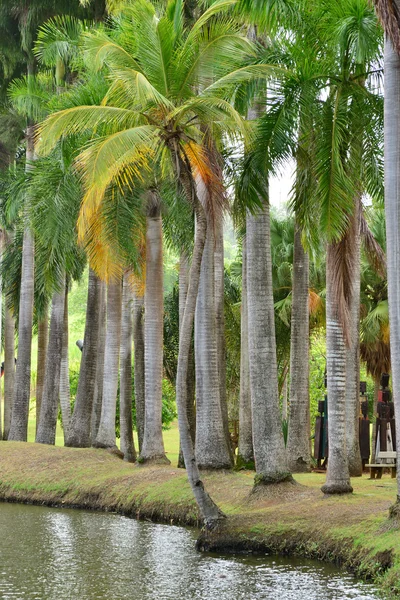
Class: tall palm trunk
178,252,196,468
247,199,290,485
120,272,136,462
66,269,102,447
133,291,145,452
321,242,353,494
35,309,49,433
195,214,232,469
238,238,253,466
94,278,122,450
287,222,311,472
8,122,35,442
36,277,66,445
383,35,400,509
371,377,380,463
59,283,71,442
3,305,15,440
91,279,106,440
214,216,234,464
140,202,169,463
345,205,362,477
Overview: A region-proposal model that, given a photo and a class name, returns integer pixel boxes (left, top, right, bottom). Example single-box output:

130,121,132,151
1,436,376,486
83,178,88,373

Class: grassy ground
0,437,399,597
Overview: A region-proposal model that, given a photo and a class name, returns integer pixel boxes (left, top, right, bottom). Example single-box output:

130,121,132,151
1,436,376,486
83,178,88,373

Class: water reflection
0,503,378,600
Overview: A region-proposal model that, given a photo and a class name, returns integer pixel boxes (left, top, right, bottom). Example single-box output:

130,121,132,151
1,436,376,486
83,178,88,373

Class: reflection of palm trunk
66,269,101,447
140,204,169,463
91,280,106,441
287,222,310,472
36,277,66,445
321,243,353,494
120,272,136,462
94,278,122,449
3,305,15,440
36,310,49,434
59,283,71,441
133,292,145,452
238,239,253,465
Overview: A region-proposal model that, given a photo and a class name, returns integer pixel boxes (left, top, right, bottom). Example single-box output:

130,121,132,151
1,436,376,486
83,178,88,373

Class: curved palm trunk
59,284,71,442
345,206,362,477
120,272,136,462
8,124,35,442
35,309,49,434
94,278,122,450
140,207,169,463
384,36,400,509
321,243,353,494
66,269,102,447
178,252,196,468
133,291,145,453
91,279,106,440
238,239,253,466
286,222,311,472
3,305,15,440
195,214,232,469
36,277,66,445
247,200,290,485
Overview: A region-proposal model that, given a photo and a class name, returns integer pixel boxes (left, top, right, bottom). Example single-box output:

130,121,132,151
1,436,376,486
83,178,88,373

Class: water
0,503,379,600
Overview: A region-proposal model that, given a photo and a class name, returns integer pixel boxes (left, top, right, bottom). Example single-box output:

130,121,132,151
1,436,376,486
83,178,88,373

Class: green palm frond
34,15,85,67
8,74,53,122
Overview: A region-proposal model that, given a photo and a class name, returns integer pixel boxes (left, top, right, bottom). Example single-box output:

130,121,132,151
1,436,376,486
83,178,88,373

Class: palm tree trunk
247,198,291,485
35,309,49,434
3,305,15,440
66,269,101,447
94,278,122,450
238,238,253,466
195,214,232,469
214,216,234,464
8,124,36,442
91,279,106,440
36,277,66,445
371,377,380,463
59,283,71,442
120,272,136,462
140,203,169,463
345,205,362,477
133,291,145,453
383,35,400,510
287,222,311,472
178,252,196,468
321,242,353,494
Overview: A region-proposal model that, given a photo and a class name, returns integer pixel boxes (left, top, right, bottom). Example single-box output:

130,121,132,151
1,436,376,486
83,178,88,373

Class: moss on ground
0,441,400,597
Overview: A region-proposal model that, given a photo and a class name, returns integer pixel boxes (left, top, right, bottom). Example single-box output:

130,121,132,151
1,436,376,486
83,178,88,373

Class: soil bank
0,441,399,597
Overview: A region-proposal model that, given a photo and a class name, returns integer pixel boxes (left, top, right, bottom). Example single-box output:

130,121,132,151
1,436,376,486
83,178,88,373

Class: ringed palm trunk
286,222,311,472
66,269,102,447
345,204,362,477
91,279,106,440
384,35,400,510
195,213,232,469
3,305,15,440
321,242,353,494
36,277,66,445
140,204,169,463
35,309,49,434
8,123,36,442
59,283,71,442
133,291,145,453
0,231,3,440
178,252,196,468
120,272,136,462
238,238,253,466
93,278,122,450
247,199,290,485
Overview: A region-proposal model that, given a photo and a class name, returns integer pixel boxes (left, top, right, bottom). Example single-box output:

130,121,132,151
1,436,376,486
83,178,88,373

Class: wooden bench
366,451,397,479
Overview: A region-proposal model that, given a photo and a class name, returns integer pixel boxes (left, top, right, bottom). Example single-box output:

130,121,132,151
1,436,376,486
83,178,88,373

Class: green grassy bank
0,441,399,597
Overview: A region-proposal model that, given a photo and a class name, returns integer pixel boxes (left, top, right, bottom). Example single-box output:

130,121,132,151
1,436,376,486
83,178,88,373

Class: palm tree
120,271,136,462
37,0,269,526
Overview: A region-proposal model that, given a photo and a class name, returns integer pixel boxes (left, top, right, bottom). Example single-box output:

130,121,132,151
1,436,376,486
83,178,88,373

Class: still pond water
0,503,380,600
